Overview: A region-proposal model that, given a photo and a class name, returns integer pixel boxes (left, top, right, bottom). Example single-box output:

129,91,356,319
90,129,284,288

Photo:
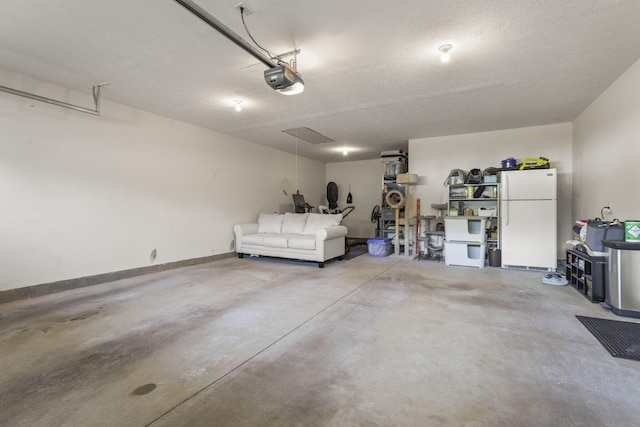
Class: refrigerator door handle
505,200,509,226
503,174,509,226
503,173,508,200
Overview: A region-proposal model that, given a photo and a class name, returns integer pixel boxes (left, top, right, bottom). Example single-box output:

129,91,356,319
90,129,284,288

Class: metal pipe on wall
0,84,105,116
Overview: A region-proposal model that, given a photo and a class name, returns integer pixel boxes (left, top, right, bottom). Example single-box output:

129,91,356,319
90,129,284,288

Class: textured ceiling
1,0,639,163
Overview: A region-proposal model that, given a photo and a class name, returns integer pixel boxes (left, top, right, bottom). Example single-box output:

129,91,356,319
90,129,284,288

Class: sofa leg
318,262,325,268
237,253,244,258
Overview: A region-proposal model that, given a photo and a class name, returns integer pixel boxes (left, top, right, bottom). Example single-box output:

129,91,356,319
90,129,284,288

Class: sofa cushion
288,236,316,250
263,234,298,248
257,213,284,234
242,234,265,246
302,213,343,235
281,212,309,234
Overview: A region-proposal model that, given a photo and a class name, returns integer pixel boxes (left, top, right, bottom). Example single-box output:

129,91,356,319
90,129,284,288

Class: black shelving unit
565,249,606,302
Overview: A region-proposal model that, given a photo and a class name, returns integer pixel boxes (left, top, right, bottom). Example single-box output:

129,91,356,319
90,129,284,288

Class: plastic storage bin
367,238,393,257
444,217,487,243
444,242,486,268
625,221,640,242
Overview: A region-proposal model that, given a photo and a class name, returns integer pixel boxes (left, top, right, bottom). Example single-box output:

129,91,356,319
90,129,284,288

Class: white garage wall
0,70,325,291
326,159,383,238
409,123,573,259
573,58,640,221
8,52,637,292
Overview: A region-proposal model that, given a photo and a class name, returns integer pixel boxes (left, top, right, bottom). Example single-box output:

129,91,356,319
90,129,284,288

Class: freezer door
500,199,557,270
501,169,557,200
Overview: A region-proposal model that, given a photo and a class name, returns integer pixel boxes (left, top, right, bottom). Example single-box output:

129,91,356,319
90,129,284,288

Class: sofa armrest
317,225,348,240
234,223,259,237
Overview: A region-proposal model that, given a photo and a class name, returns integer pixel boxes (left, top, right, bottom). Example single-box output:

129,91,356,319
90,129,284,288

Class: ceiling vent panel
281,127,335,144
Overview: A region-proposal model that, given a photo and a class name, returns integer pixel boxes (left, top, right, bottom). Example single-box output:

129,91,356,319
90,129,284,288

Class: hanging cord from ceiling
295,130,299,193
239,6,301,71
239,7,277,64
174,0,275,68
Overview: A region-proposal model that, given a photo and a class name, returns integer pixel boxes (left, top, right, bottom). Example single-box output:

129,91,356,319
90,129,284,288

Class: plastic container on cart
444,242,486,268
444,217,487,243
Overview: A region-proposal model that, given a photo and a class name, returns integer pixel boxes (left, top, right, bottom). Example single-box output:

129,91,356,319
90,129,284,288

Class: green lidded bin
624,221,640,242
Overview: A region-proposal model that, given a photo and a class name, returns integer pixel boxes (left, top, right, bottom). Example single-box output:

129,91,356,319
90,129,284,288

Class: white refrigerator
500,168,557,271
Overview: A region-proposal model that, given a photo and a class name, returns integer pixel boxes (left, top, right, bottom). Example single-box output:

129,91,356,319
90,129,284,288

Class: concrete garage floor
2,255,640,427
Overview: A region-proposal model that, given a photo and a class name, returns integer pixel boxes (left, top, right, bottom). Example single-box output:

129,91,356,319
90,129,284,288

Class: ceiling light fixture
234,100,243,112
333,147,356,156
439,44,453,63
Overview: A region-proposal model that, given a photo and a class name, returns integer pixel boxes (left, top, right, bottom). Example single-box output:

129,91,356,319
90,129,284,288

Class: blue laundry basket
367,238,393,257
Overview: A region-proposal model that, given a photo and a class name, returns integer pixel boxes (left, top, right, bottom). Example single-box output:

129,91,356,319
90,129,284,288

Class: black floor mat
342,249,367,261
576,315,640,361
346,238,369,248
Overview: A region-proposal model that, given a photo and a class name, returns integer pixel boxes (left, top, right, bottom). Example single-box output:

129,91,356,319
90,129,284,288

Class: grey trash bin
488,248,501,267
603,240,640,318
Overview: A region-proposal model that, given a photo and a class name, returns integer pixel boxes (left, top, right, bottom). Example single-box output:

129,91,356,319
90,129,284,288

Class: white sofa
233,212,347,268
